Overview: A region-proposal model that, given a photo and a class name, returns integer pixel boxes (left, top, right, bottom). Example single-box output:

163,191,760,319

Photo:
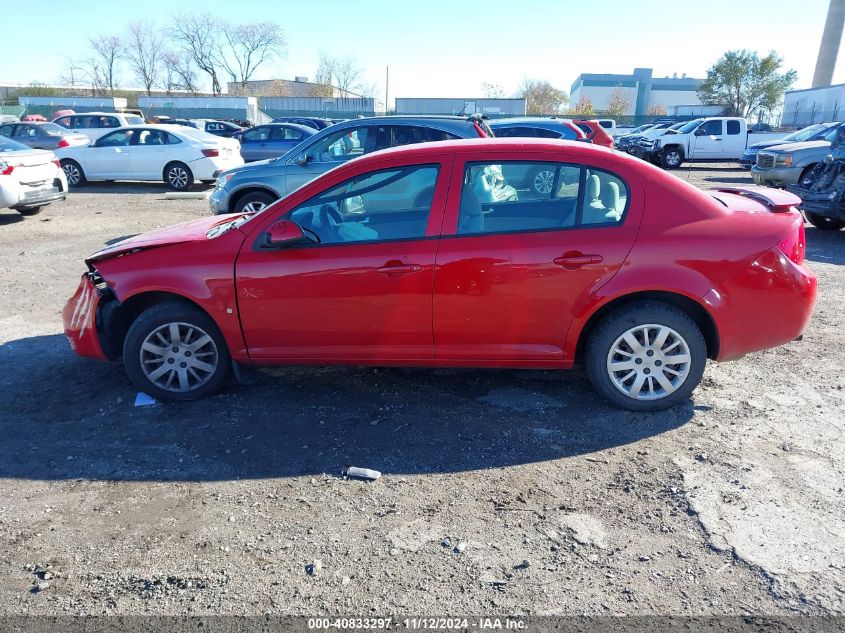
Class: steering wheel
317,204,343,240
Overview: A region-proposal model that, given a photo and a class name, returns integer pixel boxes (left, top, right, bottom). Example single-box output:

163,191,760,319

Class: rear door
691,119,725,159
129,128,173,178
239,126,272,162
284,124,372,193
267,125,305,158
433,152,643,364
722,119,747,158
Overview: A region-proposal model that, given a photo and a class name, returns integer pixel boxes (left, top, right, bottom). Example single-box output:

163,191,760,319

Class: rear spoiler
712,186,801,212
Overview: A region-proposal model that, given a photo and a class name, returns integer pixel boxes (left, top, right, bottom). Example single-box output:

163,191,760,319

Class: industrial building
782,84,845,126
395,98,526,117
228,77,362,98
569,68,703,116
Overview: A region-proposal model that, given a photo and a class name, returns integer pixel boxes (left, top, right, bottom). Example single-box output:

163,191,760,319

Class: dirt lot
0,164,843,617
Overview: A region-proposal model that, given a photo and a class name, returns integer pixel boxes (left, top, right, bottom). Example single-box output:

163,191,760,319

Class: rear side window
125,116,144,125
72,116,98,129
54,117,72,128
726,120,741,135
0,125,14,137
457,161,629,236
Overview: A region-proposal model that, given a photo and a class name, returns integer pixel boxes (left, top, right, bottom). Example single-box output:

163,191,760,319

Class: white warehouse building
570,68,703,116
782,84,845,127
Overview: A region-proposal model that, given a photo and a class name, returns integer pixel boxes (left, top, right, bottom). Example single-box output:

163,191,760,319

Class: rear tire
61,159,86,187
585,302,706,411
123,302,231,402
805,211,845,231
233,191,276,214
164,161,194,191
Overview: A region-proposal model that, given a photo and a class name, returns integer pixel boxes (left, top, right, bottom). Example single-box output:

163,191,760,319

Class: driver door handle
377,262,423,275
554,253,603,268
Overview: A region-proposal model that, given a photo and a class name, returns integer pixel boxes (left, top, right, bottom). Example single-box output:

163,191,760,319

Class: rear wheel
586,302,706,411
233,191,276,214
805,211,845,231
164,162,194,191
123,302,231,401
61,159,86,187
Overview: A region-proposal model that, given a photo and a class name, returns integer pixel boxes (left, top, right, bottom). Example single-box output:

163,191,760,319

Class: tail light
201,149,220,157
0,160,13,175
778,221,806,264
57,138,71,148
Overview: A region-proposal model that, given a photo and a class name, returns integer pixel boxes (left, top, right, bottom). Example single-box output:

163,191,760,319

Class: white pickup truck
644,117,787,168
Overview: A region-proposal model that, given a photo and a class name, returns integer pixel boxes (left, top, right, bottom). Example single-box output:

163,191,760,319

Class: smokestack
812,0,845,88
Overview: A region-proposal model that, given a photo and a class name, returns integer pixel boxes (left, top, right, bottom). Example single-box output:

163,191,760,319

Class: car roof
329,115,479,133
255,122,316,132
490,118,576,128
352,137,614,163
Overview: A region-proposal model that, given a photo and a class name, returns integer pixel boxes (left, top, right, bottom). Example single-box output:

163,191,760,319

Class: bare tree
88,34,123,95
59,59,86,89
125,21,164,96
217,21,286,94
160,50,198,94
480,82,505,98
170,13,223,95
312,53,372,97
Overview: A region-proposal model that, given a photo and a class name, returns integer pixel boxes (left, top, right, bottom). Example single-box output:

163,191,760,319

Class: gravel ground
0,164,843,616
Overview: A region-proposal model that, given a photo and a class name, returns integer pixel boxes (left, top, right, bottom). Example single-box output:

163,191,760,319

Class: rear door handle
554,254,603,268
377,263,423,275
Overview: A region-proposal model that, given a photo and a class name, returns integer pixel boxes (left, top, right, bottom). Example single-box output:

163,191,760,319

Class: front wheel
164,162,194,191
123,302,231,401
17,206,43,216
233,191,276,214
661,148,684,169
585,302,707,411
805,211,845,231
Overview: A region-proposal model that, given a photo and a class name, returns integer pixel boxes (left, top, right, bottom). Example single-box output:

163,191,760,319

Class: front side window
54,117,72,128
72,116,98,130
0,125,13,137
457,161,628,235
243,127,271,142
288,165,439,245
100,116,120,128
305,127,369,162
97,130,135,147
700,120,723,135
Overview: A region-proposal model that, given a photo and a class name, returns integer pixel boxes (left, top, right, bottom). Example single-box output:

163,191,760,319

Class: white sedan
56,124,244,191
0,136,67,216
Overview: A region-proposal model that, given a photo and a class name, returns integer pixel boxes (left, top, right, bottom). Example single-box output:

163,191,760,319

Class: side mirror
694,127,707,136
264,220,306,248
295,153,309,166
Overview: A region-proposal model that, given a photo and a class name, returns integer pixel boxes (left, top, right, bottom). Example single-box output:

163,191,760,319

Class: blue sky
1,0,839,105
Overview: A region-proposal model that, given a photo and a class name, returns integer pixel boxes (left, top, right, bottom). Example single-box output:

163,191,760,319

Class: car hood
86,213,247,264
223,157,280,175
761,139,829,154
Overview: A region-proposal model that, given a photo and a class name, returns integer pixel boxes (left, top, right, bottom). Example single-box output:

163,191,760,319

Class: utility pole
813,0,845,88
385,66,389,115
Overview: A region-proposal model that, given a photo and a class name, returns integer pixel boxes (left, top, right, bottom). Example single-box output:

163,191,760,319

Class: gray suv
209,115,492,214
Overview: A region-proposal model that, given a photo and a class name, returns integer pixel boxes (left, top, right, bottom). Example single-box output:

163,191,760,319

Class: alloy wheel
242,201,267,213
63,163,81,185
606,323,691,401
664,151,681,167
533,170,555,194
168,166,189,189
139,322,219,393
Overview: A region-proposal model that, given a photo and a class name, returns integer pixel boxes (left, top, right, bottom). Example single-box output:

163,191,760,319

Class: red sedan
63,139,816,411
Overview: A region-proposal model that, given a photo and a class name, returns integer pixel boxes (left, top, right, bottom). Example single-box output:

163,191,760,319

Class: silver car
209,115,492,214
0,122,89,151
752,123,843,187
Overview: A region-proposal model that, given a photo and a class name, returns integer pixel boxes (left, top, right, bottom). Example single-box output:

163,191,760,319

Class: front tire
585,302,706,411
17,206,43,216
661,148,684,169
164,162,194,191
805,211,845,231
233,191,276,214
61,159,86,187
123,302,231,402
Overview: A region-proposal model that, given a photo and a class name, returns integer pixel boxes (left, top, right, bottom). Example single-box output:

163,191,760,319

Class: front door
129,128,172,178
236,158,450,362
433,156,642,363
85,129,134,178
691,119,725,160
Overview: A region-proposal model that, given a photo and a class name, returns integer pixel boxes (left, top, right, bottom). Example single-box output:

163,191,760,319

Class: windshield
823,125,842,142
781,122,836,142
0,136,29,152
676,119,704,134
